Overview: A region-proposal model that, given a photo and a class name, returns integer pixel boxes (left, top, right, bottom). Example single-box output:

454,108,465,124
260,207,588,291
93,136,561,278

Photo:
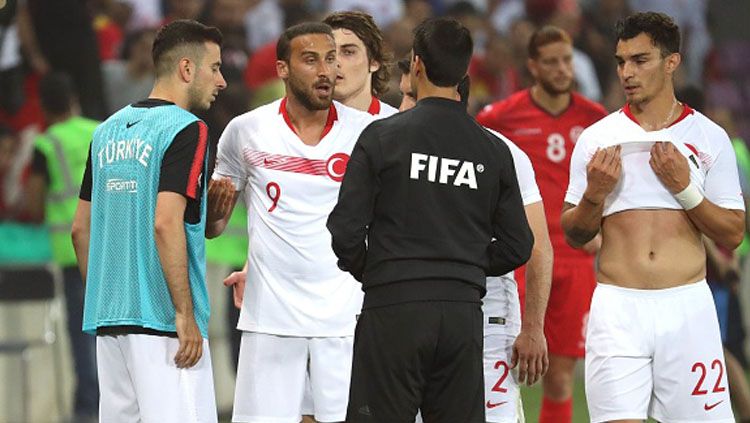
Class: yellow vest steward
35,116,100,266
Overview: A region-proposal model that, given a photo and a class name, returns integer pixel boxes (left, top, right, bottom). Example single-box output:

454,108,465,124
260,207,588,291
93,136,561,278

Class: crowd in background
1,0,750,420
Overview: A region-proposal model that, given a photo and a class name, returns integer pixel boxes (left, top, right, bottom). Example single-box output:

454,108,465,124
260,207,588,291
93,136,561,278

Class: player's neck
284,94,332,146
149,82,188,110
629,91,680,131
417,79,460,102
530,85,571,116
339,83,373,112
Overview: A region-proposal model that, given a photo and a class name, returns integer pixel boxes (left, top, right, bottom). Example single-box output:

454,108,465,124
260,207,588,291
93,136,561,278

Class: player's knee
542,366,574,399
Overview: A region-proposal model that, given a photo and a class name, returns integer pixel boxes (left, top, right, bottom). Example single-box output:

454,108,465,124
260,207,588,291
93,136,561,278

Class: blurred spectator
27,0,108,119
384,17,417,60
0,125,39,222
446,1,489,52
468,34,522,111
117,0,162,30
162,0,206,24
549,11,602,101
31,72,100,423
102,27,155,114
244,0,283,52
90,0,125,62
205,0,250,83
403,0,434,23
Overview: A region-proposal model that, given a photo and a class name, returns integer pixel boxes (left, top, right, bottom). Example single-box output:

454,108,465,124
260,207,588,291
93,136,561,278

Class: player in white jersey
324,10,397,118
209,23,374,423
400,71,552,422
561,12,744,423
323,10,396,117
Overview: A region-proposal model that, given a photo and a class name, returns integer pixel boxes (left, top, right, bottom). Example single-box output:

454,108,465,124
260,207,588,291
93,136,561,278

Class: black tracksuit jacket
327,97,533,308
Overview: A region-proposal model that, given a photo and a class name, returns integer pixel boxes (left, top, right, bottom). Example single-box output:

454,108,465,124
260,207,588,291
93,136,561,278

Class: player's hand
511,326,548,386
581,233,601,255
174,312,202,368
584,146,621,204
223,270,246,309
649,142,690,193
207,177,234,223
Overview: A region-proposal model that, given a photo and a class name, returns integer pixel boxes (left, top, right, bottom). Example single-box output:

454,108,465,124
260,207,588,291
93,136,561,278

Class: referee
327,18,533,423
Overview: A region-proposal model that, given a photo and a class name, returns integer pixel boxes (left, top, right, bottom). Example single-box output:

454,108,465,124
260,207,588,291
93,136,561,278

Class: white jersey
484,128,541,334
214,98,375,336
565,105,745,215
368,97,398,118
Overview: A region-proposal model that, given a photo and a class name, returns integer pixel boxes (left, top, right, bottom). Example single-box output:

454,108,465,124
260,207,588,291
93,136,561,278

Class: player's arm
156,121,210,369
561,145,621,247
71,144,94,286
513,200,551,385
487,154,533,276
650,141,745,249
208,119,247,238
205,183,240,238
327,125,381,281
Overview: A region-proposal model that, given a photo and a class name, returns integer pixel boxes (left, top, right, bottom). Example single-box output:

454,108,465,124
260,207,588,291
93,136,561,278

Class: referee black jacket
327,97,533,308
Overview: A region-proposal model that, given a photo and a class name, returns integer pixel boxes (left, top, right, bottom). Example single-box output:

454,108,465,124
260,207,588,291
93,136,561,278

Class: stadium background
0,0,748,421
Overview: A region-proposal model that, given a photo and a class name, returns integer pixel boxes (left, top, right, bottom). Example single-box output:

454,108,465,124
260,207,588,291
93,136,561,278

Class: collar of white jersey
367,96,381,115
278,97,339,138
621,102,695,128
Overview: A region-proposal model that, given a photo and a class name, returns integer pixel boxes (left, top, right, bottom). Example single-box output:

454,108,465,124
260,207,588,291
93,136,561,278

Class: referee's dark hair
615,11,680,57
152,19,223,78
39,72,75,116
277,22,334,62
412,18,473,87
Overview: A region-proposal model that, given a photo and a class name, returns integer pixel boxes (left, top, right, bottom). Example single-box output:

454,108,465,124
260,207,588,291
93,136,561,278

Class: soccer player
328,18,533,422
323,10,398,117
562,12,743,422
210,22,374,423
70,20,227,422
401,69,552,422
476,25,607,423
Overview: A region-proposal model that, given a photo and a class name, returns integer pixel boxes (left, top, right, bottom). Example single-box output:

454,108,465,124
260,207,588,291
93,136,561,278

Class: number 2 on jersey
691,359,726,395
492,360,510,393
266,182,281,212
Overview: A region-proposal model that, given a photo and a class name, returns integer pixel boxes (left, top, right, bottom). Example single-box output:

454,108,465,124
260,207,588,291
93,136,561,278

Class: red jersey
477,89,607,261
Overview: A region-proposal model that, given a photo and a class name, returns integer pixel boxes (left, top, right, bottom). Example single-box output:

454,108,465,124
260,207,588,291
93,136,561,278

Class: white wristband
674,183,704,210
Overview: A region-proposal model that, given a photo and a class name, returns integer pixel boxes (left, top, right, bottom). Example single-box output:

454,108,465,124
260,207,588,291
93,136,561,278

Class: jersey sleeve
158,121,209,200
564,128,594,206
212,118,248,192
703,127,746,210
486,129,541,205
79,143,93,201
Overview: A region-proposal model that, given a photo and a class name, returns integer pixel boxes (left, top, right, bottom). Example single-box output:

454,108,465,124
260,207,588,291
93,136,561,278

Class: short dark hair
412,18,473,87
324,11,392,97
276,22,334,62
615,12,680,57
152,19,223,77
39,72,75,115
527,25,572,59
457,75,470,107
397,58,411,74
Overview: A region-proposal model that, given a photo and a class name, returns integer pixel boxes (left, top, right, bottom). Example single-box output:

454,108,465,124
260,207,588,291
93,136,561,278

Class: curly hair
323,11,392,97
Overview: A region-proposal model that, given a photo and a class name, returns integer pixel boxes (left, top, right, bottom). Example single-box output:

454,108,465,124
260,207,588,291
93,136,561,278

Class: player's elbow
71,221,87,250
154,214,181,243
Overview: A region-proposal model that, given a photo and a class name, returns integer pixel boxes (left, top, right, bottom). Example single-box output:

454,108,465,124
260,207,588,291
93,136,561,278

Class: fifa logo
409,153,481,190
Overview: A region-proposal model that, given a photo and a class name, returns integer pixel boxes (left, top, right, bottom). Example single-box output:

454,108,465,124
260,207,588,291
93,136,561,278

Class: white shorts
233,331,353,423
585,281,734,423
483,275,523,423
97,334,217,423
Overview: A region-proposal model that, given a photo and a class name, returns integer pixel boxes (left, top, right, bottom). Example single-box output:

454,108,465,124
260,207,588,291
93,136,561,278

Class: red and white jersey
367,96,398,118
565,104,745,215
477,89,607,262
214,98,375,336
483,128,541,332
